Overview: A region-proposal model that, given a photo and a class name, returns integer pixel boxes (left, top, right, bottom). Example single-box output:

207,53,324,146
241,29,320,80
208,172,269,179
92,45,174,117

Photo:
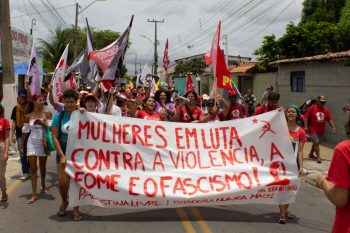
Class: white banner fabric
66,110,300,208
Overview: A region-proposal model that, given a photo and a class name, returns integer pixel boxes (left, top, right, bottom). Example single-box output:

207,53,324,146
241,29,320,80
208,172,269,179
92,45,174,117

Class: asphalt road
0,157,334,233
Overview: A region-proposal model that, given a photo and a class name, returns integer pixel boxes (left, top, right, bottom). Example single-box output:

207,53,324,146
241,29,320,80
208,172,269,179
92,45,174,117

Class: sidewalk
300,141,334,186
4,142,335,189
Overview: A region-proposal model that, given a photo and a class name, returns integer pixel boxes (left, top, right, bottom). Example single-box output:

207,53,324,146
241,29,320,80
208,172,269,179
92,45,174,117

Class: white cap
202,94,209,100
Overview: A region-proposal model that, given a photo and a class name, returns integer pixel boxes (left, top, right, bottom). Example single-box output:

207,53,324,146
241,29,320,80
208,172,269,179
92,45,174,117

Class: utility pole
30,19,36,35
223,35,229,67
0,0,15,118
147,19,164,75
73,3,79,59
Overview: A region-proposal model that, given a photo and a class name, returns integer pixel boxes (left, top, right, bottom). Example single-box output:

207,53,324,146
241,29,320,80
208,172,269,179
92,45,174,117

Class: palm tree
38,27,74,72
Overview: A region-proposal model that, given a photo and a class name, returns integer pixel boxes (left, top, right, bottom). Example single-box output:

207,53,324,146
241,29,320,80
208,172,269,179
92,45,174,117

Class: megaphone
171,92,190,104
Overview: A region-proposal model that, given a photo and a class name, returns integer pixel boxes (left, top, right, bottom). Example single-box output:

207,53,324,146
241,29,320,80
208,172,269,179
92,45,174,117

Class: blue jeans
16,136,29,175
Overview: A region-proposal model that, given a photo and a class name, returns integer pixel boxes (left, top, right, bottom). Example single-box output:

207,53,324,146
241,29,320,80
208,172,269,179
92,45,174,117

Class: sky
10,0,304,75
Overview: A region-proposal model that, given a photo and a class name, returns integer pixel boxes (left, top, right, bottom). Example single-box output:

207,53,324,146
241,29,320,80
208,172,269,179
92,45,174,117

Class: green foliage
37,27,73,72
301,0,345,23
279,22,341,57
254,0,347,68
38,26,121,72
175,57,206,76
253,35,280,71
338,0,350,49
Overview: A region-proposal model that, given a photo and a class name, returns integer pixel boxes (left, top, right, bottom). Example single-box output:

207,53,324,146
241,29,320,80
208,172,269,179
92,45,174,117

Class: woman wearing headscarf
277,105,306,224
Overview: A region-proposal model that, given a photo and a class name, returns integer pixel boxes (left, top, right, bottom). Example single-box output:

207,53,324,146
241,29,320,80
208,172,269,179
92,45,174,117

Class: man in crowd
10,91,29,180
254,91,280,115
304,95,336,163
244,89,257,116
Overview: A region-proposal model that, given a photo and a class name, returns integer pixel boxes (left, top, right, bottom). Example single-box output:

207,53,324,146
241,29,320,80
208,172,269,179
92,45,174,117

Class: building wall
231,72,277,102
277,60,350,144
253,72,277,103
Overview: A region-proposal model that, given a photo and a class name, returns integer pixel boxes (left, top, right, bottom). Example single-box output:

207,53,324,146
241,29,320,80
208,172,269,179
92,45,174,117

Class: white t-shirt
98,101,121,116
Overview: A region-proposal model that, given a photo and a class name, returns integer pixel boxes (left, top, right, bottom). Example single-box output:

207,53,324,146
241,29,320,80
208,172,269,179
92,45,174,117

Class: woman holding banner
154,89,175,121
277,105,306,224
173,90,203,123
130,95,165,121
21,94,52,204
51,89,82,221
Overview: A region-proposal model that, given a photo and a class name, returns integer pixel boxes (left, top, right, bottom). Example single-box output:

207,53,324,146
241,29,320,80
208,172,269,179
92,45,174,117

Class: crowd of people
0,79,348,232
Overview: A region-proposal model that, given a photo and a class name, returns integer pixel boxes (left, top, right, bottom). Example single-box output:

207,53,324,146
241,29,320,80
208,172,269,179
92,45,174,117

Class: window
290,71,305,92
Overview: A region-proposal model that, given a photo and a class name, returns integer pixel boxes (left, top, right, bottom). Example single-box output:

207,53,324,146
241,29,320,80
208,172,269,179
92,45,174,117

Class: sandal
0,194,8,202
278,217,286,224
308,154,316,160
73,210,83,221
57,202,68,217
317,159,322,163
40,188,48,193
27,196,38,204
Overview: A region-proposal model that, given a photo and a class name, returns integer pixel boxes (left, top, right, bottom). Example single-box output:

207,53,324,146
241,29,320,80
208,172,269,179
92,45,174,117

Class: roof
229,62,258,74
271,50,350,65
174,53,251,63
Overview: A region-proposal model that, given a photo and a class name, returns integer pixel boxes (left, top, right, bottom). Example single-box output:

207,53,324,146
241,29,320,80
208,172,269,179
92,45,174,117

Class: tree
338,0,350,49
301,0,345,23
253,35,280,71
174,57,206,76
278,22,341,58
254,0,346,67
38,27,73,71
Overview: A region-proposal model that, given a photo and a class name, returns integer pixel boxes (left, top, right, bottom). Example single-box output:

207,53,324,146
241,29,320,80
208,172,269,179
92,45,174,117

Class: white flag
51,45,70,101
27,42,41,95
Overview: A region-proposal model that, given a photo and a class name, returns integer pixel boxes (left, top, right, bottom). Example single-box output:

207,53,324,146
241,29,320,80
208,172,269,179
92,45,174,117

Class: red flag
216,48,232,90
88,39,118,72
163,39,170,71
204,52,211,66
186,72,194,92
208,21,232,90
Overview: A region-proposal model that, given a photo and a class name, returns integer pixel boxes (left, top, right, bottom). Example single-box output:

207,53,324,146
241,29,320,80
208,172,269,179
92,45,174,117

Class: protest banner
66,110,299,208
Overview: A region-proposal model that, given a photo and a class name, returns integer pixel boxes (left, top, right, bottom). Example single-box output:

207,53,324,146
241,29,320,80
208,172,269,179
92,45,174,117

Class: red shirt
227,104,247,120
289,127,307,153
326,140,350,233
179,106,203,123
289,127,307,143
0,118,10,141
254,105,276,115
305,105,332,136
136,110,162,121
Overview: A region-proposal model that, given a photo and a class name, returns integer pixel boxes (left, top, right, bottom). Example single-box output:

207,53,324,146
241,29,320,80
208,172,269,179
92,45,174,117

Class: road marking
189,207,213,233
176,208,197,233
6,179,22,194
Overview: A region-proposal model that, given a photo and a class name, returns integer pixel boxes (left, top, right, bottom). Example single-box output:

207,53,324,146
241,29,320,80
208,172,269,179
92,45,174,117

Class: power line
11,3,74,18
234,0,296,45
46,0,67,25
16,0,27,31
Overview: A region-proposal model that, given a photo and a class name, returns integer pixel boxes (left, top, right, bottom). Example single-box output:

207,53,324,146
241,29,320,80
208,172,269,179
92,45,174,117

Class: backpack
300,99,316,115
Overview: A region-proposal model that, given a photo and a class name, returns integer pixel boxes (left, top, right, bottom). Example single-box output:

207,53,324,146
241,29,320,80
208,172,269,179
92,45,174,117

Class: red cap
229,90,237,97
84,93,98,102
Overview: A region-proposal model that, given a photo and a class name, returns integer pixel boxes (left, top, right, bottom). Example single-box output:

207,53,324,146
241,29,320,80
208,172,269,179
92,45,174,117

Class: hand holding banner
66,110,299,208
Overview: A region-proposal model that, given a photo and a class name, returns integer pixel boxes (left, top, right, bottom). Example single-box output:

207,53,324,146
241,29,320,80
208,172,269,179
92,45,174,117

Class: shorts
309,133,323,144
56,141,67,164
